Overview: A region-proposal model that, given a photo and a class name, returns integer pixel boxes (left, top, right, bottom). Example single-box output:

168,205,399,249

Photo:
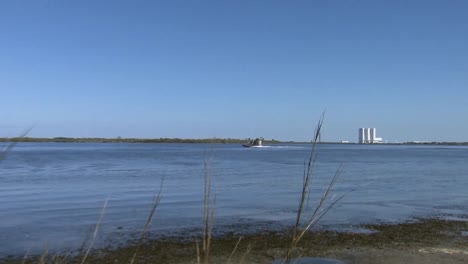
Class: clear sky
1,0,467,142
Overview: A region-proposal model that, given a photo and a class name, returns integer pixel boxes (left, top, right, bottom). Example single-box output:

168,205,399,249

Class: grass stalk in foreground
283,113,347,263
80,198,108,264
20,250,30,264
239,243,254,264
130,177,164,264
226,236,243,264
198,152,254,264
37,245,48,264
197,153,216,264
226,236,254,264
0,126,33,163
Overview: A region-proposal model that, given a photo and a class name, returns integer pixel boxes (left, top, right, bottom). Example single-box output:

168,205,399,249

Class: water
1,143,467,256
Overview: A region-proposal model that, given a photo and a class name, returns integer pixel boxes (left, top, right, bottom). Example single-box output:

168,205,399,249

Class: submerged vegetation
3,218,467,264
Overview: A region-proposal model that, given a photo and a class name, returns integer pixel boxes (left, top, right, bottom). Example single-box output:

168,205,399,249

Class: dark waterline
1,143,467,256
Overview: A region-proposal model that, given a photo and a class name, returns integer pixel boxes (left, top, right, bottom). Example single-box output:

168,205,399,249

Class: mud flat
3,218,467,264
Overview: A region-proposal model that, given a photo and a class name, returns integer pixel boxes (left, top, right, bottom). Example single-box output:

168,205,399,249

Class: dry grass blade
196,241,201,264
52,251,71,264
78,226,94,256
201,152,216,264
296,178,349,242
290,114,323,243
238,243,254,264
21,249,30,264
38,245,48,264
0,126,33,163
291,114,323,242
302,164,343,228
130,177,164,264
80,198,108,264
226,236,243,264
299,190,349,240
206,192,216,259
283,112,348,263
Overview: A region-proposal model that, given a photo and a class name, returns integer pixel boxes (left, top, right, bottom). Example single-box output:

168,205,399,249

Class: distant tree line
2,137,466,145
0,137,282,144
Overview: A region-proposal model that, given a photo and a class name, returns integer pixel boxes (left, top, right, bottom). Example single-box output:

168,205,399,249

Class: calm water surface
1,143,467,255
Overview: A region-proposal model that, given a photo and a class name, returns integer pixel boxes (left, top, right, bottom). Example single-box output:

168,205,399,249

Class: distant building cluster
359,128,383,144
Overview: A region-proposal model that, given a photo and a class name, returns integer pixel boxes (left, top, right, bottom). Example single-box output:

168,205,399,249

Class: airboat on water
242,137,263,148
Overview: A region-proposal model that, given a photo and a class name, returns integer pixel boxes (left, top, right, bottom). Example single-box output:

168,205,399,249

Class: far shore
2,137,468,146
0,137,282,144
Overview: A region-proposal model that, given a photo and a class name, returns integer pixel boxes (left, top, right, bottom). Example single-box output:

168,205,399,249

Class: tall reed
80,198,108,264
0,126,32,163
282,113,347,263
130,177,164,264
197,154,217,264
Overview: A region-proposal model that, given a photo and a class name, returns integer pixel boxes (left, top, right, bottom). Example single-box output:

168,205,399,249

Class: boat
242,137,263,147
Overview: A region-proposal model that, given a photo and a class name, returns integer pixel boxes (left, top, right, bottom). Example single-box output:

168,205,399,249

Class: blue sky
1,0,467,142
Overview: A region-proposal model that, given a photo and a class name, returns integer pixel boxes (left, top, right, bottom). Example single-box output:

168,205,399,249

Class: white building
358,128,383,144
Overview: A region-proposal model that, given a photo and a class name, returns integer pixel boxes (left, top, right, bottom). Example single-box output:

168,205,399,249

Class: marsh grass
37,247,48,264
81,198,108,264
130,178,164,264
0,126,32,163
226,236,243,264
197,153,217,264
199,153,253,264
20,250,30,264
282,113,348,263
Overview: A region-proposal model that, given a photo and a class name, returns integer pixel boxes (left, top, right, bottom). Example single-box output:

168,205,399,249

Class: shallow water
1,143,467,255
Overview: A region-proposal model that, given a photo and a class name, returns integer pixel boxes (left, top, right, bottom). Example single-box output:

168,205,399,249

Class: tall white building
358,128,383,144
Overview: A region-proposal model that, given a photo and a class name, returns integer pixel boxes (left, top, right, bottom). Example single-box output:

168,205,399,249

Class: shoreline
2,138,468,145
4,217,467,264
